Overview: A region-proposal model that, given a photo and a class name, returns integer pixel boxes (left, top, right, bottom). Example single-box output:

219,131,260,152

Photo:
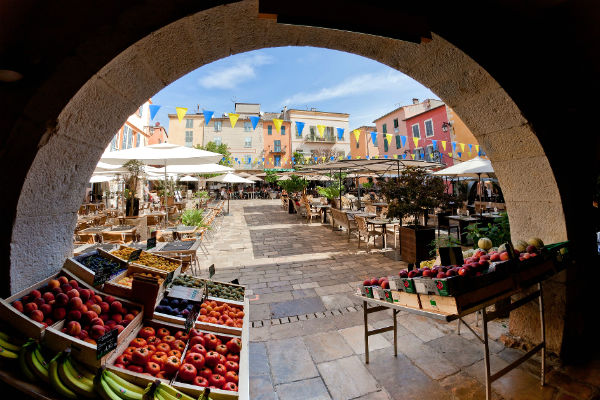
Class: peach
48,279,60,289
490,253,501,262
89,304,102,315
66,289,80,299
11,300,23,312
110,301,122,314
53,307,67,320
121,307,128,315
43,292,55,303
105,320,116,329
57,276,69,285
55,293,69,306
67,310,81,321
82,311,98,325
90,325,105,340
79,289,91,302
94,295,103,304
68,297,83,310
99,302,110,314
24,302,38,313
114,325,125,334
52,287,63,295
131,309,139,316
33,297,45,307
90,317,104,327
80,304,88,313
30,289,41,299
30,310,44,322
112,314,123,323
40,304,53,316
104,296,115,304
44,318,54,326
124,313,135,322
79,330,88,340
99,313,109,322
66,321,81,336
61,284,73,293
68,280,79,289
500,252,510,261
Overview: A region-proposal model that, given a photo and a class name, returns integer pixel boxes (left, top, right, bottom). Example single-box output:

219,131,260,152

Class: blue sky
150,47,438,130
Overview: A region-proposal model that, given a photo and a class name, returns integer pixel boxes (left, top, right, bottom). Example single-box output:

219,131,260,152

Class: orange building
262,118,292,169
350,125,378,159
445,107,481,160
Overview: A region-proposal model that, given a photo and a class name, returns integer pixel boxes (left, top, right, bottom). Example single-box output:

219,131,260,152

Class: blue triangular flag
432,140,437,150
249,115,260,130
203,110,214,125
347,155,351,159
402,154,407,159
370,132,377,145
366,156,370,160
330,156,334,161
452,141,457,153
457,152,462,158
295,121,305,136
384,155,388,159
401,136,407,147
148,105,161,120
336,128,344,140
468,143,473,152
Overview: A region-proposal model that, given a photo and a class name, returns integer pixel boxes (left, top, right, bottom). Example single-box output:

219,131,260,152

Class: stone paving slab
426,334,485,367
338,325,391,355
275,377,331,400
394,333,460,380
267,337,319,385
317,356,380,400
269,297,326,319
303,331,355,363
354,391,391,400
251,375,279,400
397,313,446,343
320,294,356,310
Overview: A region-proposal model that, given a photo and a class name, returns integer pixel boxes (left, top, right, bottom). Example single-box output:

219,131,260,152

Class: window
296,124,302,137
424,119,434,137
326,126,334,141
185,130,193,147
393,118,399,133
185,119,193,128
309,126,316,140
274,140,281,152
121,129,126,150
414,147,425,159
395,135,401,149
274,155,281,167
214,136,222,146
136,132,141,147
411,123,420,138
384,137,389,152
244,121,251,131
138,106,143,117
244,137,252,148
426,144,434,160
110,134,117,151
244,155,252,164
214,121,222,131
281,125,286,135
126,127,133,149
382,124,387,134
356,141,359,149
122,125,133,149
268,125,272,135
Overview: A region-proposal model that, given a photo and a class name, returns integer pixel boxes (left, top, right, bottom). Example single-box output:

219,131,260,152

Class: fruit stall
354,239,571,400
0,245,249,400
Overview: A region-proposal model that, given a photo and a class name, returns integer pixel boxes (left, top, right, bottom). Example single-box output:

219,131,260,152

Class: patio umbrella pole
339,168,342,210
227,182,230,214
357,177,361,210
164,161,168,228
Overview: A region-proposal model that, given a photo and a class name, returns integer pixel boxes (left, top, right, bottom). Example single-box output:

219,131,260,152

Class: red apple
422,269,434,278
490,253,501,262
445,270,457,277
500,252,510,261
399,270,408,278
363,279,371,286
381,280,390,289
369,278,379,286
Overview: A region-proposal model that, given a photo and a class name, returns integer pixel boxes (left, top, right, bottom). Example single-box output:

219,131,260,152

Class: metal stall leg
363,301,369,364
482,308,492,400
539,282,546,386
393,310,398,357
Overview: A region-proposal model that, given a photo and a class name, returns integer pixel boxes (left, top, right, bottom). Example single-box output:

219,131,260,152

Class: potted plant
276,175,308,213
382,166,447,269
123,160,144,216
316,174,345,209
180,209,206,228
194,190,210,208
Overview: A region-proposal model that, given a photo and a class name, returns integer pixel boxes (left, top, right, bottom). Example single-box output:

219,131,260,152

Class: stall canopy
432,156,493,178
205,172,254,213
89,175,115,183
179,175,199,182
164,164,233,174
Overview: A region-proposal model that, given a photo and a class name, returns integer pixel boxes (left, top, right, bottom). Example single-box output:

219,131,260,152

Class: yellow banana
103,369,143,400
157,383,196,400
0,335,21,352
98,371,126,400
70,356,97,381
18,344,36,381
59,356,95,398
27,345,49,383
104,368,145,396
0,344,18,359
154,389,168,400
48,353,77,399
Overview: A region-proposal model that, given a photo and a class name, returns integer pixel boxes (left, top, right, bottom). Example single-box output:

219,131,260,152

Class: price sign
147,237,156,250
96,328,118,359
169,285,204,301
230,278,239,285
127,249,142,263
208,264,215,279
184,304,201,333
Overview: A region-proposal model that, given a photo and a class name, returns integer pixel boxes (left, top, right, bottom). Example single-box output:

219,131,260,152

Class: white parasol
205,172,254,213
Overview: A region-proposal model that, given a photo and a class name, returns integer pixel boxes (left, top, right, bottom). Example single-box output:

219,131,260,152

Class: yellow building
446,107,481,160
167,113,205,147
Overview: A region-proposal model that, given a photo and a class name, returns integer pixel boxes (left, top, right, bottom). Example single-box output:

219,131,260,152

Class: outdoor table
346,211,376,220
367,218,391,249
153,239,203,274
159,225,198,240
312,204,331,223
447,215,479,245
354,276,549,400
73,242,118,256
77,226,110,243
104,225,137,243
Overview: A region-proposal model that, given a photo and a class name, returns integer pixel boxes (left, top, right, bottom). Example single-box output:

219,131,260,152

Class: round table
367,218,391,249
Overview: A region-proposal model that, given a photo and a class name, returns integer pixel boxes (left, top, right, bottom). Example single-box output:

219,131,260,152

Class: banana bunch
95,367,146,400
143,380,199,400
0,330,21,359
53,350,97,398
419,259,436,269
19,339,50,384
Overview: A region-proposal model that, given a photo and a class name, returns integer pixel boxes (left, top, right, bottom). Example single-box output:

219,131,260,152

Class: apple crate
0,268,95,340
63,249,128,287
515,257,557,289
387,277,402,291
391,290,422,308
42,292,143,369
399,278,417,293
103,264,169,300
105,319,187,388
170,326,249,400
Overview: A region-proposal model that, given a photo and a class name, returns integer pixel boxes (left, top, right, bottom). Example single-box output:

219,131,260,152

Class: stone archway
9,0,567,351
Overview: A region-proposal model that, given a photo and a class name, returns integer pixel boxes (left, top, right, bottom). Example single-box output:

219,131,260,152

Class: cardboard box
399,278,416,293
391,291,421,308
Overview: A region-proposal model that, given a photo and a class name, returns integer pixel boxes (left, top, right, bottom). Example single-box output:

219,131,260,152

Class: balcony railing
304,134,336,143
268,145,287,153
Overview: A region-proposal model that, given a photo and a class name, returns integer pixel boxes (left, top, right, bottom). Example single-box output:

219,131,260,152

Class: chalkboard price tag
96,328,118,359
439,246,464,267
230,279,239,285
208,264,215,279
128,249,142,263
165,270,174,284
147,237,156,250
184,304,201,333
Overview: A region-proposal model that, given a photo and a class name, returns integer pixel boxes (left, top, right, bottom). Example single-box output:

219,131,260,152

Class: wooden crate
103,264,168,299
105,319,185,388
0,269,92,340
168,276,246,303
42,293,143,368
110,245,182,278
63,249,127,287
391,290,422,309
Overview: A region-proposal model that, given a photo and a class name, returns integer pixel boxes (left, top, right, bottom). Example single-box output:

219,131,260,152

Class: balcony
304,134,336,143
268,144,287,153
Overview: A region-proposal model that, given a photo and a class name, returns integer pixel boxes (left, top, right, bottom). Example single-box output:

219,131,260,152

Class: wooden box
110,245,182,275
103,264,168,300
399,226,435,266
168,276,246,304
42,293,143,368
63,249,127,287
391,291,421,309
0,269,90,340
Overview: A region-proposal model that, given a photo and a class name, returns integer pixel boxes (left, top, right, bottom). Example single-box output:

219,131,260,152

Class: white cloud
198,54,273,90
282,71,409,105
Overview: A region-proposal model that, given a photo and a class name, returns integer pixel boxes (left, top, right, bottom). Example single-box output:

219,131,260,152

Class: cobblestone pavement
195,199,599,400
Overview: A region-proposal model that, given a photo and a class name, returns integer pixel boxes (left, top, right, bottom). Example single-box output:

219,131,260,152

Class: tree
277,175,308,194
264,171,280,184
292,151,307,167
195,142,232,166
122,159,145,216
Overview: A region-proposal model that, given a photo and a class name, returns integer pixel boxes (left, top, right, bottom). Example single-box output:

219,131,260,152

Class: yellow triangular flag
413,137,419,147
176,107,188,122
273,119,283,133
460,143,465,153
317,125,325,138
448,152,452,157
357,156,361,159
269,157,273,163
228,113,239,128
411,154,415,160
386,134,393,144
353,129,361,143
441,141,447,151
475,145,480,153
393,154,398,159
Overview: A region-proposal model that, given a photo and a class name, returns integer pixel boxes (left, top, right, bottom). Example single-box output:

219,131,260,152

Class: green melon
515,240,528,253
478,237,493,250
527,237,544,248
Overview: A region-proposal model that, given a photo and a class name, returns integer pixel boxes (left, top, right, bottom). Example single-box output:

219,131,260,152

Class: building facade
349,125,378,159
107,100,151,151
262,119,292,169
445,107,480,161
284,108,350,162
167,113,205,147
145,121,169,145
402,102,453,165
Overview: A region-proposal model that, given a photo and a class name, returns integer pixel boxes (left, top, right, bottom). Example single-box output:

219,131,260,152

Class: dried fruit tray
103,264,168,300
63,249,128,287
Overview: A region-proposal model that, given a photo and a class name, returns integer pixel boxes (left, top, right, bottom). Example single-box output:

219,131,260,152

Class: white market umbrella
206,172,254,213
179,175,199,182
164,164,233,174
89,175,115,183
247,175,263,182
236,172,252,177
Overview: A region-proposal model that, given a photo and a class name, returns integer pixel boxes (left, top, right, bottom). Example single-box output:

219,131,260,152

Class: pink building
146,121,169,145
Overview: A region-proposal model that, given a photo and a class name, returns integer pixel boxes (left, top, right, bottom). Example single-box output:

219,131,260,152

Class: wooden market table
447,215,480,245
354,276,550,400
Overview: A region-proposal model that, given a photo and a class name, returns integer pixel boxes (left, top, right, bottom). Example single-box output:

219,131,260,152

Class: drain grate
250,304,362,328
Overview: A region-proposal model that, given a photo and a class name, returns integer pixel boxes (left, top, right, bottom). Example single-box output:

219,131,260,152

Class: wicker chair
304,202,320,223
365,204,377,215
355,215,383,251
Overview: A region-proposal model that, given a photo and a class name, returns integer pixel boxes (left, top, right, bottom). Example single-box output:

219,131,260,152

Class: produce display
362,277,390,289
155,296,199,319
76,253,125,276
116,272,165,288
171,275,245,301
111,247,180,272
198,300,244,328
111,325,190,379
174,329,240,392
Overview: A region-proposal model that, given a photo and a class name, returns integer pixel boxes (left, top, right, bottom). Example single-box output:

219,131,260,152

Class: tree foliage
277,175,308,194
195,142,232,166
123,159,145,216
264,171,280,184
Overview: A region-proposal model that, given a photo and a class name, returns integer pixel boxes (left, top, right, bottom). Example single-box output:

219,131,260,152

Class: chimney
155,121,160,126
412,98,419,105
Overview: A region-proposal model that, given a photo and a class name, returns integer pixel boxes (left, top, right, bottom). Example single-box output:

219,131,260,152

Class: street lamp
441,121,452,132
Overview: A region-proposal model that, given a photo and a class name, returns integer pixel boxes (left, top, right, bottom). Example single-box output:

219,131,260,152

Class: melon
527,237,544,249
478,237,493,250
498,243,509,253
514,240,528,253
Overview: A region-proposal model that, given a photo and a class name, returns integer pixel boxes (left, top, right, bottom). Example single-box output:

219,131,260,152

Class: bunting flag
330,156,335,161
475,145,480,154
384,155,389,159
149,105,161,120
386,134,393,145
432,140,437,150
353,129,361,143
228,113,239,128
370,131,377,145
317,125,325,138
441,141,447,151
249,115,260,130
413,137,419,148
448,152,452,157
451,141,457,153
458,152,462,158
175,107,188,122
468,144,473,153
366,155,370,160
296,121,305,136
347,155,351,159
273,119,283,133
203,110,214,125
460,143,465,153
401,135,407,147
411,154,415,160
402,154,406,159
337,128,344,140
